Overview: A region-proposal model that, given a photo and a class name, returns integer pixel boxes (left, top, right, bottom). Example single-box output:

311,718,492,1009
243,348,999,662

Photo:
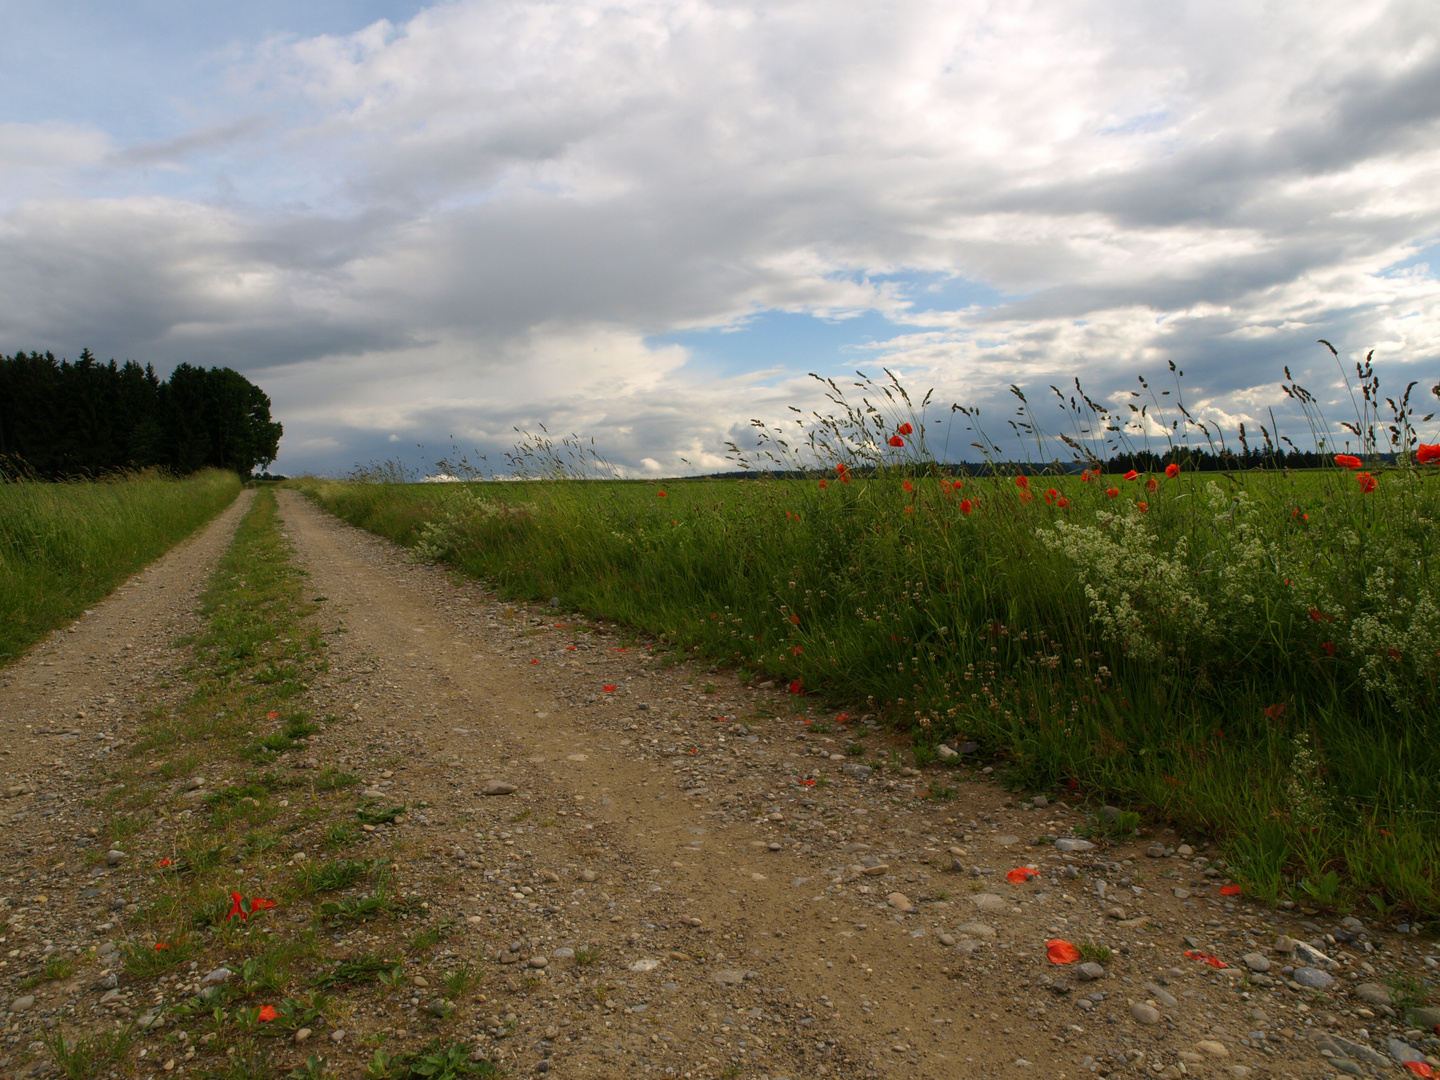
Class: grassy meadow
295,456,1440,920
0,469,241,665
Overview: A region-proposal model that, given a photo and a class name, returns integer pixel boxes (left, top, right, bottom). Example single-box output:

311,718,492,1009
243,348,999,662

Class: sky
1,0,1437,476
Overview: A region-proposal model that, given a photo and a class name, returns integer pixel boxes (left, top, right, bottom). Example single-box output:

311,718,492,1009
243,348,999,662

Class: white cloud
0,0,1437,472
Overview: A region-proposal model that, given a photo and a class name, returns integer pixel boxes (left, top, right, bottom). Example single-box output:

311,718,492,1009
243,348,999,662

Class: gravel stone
1131,1004,1161,1024
483,780,518,795
1054,839,1095,853
1353,982,1391,1005
1292,966,1334,989
1241,952,1271,972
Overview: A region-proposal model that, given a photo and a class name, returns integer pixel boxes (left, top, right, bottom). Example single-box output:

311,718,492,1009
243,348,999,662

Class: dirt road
0,487,1433,1080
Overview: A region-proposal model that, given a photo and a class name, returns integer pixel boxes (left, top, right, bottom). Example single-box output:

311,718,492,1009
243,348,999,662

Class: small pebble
1293,966,1334,989
1242,952,1270,972
1132,1003,1161,1024
887,892,915,913
484,780,518,796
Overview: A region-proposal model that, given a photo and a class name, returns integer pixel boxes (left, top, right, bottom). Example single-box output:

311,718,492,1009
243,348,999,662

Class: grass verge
293,449,1440,918
0,468,241,665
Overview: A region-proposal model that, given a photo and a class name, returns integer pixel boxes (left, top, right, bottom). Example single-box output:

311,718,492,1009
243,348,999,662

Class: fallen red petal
1219,884,1243,896
1046,940,1081,964
1184,950,1227,968
1006,867,1039,884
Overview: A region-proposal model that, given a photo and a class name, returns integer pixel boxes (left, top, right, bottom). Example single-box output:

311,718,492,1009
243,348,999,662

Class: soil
0,487,1435,1080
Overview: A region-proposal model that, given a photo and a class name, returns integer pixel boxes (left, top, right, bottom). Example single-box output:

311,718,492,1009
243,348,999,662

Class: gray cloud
1,0,1437,474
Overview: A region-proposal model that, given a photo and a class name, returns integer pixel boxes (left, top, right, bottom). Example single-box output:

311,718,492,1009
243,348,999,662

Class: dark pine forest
0,350,282,479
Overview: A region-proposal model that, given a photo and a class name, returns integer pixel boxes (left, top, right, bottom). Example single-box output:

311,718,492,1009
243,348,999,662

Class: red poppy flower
154,942,170,951
840,473,850,483
1106,487,1119,498
258,1005,278,1023
1219,884,1243,896
267,712,279,719
1321,641,1335,656
1044,488,1058,505
1056,496,1070,508
1080,470,1095,483
1124,470,1138,481
1137,502,1149,513
888,435,905,447
789,680,803,695
1165,463,1181,478
1014,475,1029,490
903,480,914,491
1018,491,1032,503
951,479,964,490
657,490,667,497
1046,939,1080,964
1184,950,1227,968
1334,454,1363,470
530,659,539,664
1264,702,1287,720
156,858,173,868
1308,608,1331,622
897,422,914,435
1146,477,1158,493
791,646,803,656
1006,867,1039,884
818,480,828,489
228,892,247,921
603,684,616,692
836,463,848,474
1357,471,1377,493
960,499,973,514
1418,444,1440,465
249,897,277,914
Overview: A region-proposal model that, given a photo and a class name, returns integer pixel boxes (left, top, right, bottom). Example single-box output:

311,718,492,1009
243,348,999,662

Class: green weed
43,1024,136,1080
314,954,402,989
294,859,373,895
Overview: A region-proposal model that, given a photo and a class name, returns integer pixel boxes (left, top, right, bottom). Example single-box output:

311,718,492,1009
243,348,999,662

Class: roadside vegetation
295,354,1440,920
0,469,241,665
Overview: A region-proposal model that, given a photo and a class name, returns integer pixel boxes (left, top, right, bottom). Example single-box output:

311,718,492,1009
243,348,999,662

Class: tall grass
294,359,1440,918
0,469,241,665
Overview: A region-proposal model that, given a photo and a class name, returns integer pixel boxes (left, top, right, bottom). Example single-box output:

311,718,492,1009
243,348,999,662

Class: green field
295,461,1440,919
0,469,242,665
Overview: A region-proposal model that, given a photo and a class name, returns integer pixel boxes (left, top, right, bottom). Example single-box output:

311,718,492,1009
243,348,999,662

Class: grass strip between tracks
48,488,496,1080
0,469,242,667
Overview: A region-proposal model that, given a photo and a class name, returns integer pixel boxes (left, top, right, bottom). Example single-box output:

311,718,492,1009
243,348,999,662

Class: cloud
1,0,1438,474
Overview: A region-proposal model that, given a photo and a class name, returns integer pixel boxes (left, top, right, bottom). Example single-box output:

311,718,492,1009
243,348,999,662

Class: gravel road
0,486,1434,1080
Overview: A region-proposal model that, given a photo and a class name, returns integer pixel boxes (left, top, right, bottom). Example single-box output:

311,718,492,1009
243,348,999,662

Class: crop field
0,469,242,664
295,456,1440,919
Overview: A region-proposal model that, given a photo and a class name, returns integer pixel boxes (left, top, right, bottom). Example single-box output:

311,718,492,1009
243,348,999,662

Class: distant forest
0,349,282,479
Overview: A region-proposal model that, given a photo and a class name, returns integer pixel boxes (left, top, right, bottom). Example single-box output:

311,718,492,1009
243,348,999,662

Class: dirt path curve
274,489,1352,1080
0,490,253,801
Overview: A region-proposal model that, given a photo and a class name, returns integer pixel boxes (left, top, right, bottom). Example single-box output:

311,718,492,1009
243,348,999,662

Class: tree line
0,350,282,479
